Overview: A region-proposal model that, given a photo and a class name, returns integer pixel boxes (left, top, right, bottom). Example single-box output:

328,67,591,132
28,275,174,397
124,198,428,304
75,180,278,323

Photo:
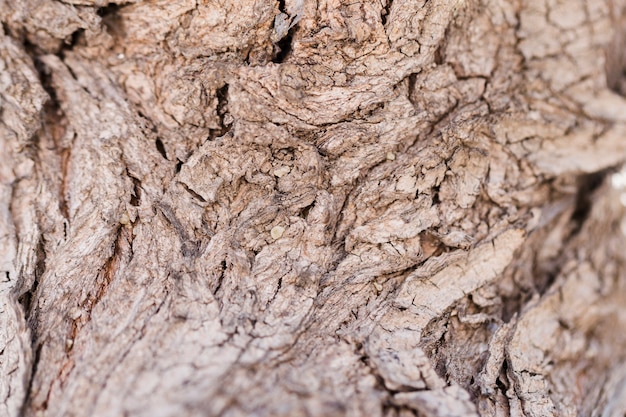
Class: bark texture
2,0,626,416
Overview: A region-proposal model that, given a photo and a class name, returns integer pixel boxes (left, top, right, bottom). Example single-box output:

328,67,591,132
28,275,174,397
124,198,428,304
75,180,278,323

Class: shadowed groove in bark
212,83,231,139
67,29,84,51
273,29,295,63
87,227,127,318
20,345,43,416
606,12,626,96
571,169,615,234
17,235,45,320
181,182,207,203
154,138,167,160
530,169,618,295
98,3,122,41
272,0,297,63
128,171,142,207
97,4,120,18
380,0,393,26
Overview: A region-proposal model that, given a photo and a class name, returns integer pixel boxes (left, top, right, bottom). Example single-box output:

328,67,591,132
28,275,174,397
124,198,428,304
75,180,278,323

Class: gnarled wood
2,0,626,416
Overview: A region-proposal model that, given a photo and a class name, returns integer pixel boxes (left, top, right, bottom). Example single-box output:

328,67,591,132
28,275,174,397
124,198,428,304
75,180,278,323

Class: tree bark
2,0,626,416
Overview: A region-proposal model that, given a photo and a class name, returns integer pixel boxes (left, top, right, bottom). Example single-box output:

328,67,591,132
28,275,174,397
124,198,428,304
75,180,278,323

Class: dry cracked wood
2,0,626,416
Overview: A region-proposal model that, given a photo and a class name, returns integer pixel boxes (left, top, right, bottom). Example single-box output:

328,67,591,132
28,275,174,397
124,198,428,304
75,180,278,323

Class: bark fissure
19,345,42,416
17,234,45,320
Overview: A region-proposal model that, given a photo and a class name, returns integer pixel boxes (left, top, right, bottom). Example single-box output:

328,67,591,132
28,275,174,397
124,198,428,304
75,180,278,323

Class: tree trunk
2,0,626,416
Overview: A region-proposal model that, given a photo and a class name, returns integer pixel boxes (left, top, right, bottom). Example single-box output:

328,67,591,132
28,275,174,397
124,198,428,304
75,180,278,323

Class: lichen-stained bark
2,0,626,416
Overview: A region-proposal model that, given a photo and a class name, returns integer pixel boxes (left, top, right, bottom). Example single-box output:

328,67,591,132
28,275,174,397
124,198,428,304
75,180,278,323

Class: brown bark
2,0,626,416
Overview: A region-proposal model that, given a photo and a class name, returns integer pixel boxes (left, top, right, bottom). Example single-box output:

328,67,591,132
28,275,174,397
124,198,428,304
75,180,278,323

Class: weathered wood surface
2,0,626,416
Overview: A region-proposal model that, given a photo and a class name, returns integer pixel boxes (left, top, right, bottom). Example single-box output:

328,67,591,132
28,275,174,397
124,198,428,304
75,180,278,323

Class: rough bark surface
2,0,626,416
